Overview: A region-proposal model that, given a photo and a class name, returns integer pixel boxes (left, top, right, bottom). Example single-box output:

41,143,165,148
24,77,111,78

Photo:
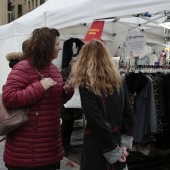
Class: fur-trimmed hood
6,52,24,68
6,52,24,61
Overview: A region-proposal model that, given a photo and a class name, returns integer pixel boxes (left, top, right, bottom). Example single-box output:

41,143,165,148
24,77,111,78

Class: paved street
0,141,5,170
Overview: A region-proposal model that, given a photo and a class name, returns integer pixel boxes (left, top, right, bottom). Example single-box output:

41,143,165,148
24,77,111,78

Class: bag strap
100,86,124,129
34,68,45,80
0,136,7,142
101,94,111,128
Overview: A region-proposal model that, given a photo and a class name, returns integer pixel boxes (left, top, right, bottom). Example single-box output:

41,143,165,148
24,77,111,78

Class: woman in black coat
71,39,135,170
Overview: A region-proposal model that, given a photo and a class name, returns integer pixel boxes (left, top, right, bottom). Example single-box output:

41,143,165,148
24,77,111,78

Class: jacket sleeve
79,87,122,164
62,84,74,104
60,69,74,104
2,63,45,109
120,81,135,149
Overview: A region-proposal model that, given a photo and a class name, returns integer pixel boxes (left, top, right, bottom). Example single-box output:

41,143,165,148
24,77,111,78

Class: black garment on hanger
62,38,84,69
125,72,148,95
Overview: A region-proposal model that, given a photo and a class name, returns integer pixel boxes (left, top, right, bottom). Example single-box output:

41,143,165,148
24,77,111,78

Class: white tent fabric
0,0,170,92
0,0,170,39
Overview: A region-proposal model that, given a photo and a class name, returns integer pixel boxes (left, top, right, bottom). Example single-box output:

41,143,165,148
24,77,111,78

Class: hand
118,155,126,162
40,78,57,90
118,146,129,163
64,77,73,91
121,146,129,157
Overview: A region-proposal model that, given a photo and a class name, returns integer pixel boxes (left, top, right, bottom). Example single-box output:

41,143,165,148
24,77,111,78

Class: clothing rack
124,69,170,169
128,151,170,170
137,65,170,69
127,64,170,74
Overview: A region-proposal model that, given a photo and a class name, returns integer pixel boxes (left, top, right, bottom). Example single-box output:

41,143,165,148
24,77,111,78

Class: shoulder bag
0,94,29,137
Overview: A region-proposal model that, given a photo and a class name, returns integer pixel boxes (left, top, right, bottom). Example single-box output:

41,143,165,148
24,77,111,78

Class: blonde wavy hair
71,39,122,96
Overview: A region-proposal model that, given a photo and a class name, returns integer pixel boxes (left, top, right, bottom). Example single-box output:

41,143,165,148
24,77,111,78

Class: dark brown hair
24,27,60,70
22,39,30,53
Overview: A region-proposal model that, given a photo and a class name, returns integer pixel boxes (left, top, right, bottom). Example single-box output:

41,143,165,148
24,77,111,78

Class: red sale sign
83,21,105,42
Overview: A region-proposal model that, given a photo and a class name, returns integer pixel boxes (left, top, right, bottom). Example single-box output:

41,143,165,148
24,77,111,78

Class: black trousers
61,118,74,146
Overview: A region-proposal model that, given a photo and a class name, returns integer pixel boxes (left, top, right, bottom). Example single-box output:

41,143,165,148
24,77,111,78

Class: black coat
61,38,84,69
79,83,135,170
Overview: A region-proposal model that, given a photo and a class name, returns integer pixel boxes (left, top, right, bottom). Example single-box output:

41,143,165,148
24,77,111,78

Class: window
11,6,15,21
8,1,12,11
28,1,30,11
40,0,45,5
8,13,12,23
18,5,22,18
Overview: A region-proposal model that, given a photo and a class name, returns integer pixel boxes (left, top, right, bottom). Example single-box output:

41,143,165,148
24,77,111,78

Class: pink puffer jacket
2,60,73,168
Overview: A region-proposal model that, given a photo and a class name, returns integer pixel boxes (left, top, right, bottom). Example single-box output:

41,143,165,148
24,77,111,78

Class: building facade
0,0,48,26
0,0,8,26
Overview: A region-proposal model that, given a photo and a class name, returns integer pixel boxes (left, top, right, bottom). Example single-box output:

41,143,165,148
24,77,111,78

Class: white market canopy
0,0,170,39
0,0,170,93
